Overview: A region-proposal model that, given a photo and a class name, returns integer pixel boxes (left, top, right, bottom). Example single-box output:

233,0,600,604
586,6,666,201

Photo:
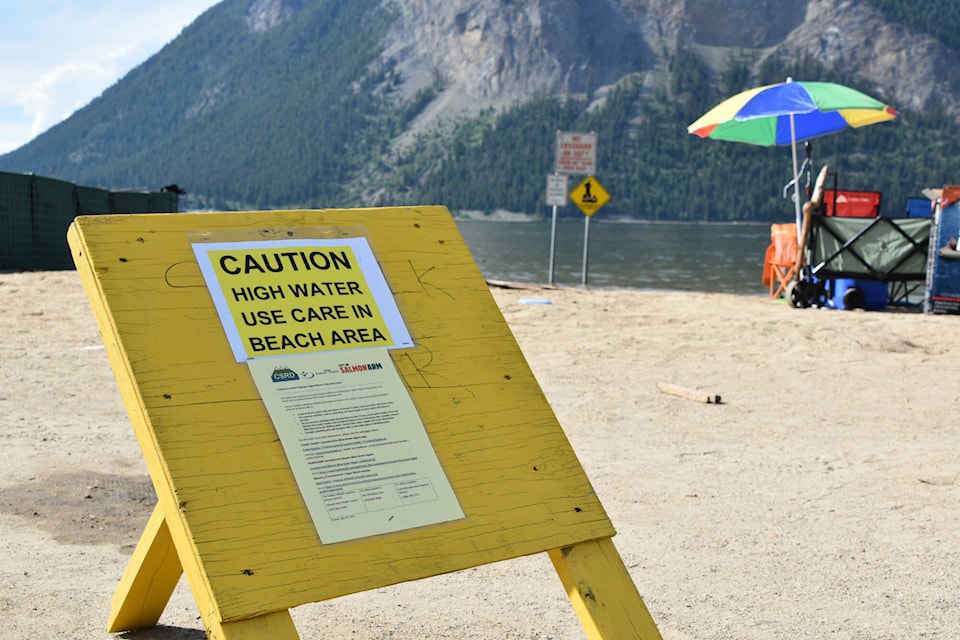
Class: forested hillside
393,51,960,220
865,0,960,52
0,0,405,210
1,0,959,221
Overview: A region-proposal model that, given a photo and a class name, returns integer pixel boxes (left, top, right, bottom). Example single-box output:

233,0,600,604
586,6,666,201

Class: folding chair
762,222,799,298
764,165,829,303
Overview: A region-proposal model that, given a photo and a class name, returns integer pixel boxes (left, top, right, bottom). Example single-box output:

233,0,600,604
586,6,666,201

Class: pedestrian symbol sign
571,176,610,217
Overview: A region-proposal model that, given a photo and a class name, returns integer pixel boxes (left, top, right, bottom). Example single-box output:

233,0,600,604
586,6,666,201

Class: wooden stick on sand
657,382,722,405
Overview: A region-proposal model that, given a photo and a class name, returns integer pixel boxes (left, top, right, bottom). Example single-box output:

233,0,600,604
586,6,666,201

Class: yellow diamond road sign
570,176,610,217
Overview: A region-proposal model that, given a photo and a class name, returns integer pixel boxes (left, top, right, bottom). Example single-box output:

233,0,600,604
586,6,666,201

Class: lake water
455,220,771,296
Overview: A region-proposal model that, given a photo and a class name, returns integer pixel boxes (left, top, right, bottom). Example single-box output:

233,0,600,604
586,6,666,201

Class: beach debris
517,298,551,305
657,382,722,404
486,279,556,290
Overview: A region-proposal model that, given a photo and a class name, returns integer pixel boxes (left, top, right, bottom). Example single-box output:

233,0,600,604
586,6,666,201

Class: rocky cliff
379,0,960,121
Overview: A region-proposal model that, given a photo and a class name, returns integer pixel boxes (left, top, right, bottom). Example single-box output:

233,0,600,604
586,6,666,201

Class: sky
0,0,222,155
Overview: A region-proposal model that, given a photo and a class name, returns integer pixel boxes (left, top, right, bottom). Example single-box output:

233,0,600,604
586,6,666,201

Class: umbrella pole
790,113,803,246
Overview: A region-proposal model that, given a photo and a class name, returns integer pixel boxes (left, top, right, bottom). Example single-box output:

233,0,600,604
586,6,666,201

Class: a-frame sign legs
108,504,182,632
109,509,661,640
549,538,663,640
108,505,301,639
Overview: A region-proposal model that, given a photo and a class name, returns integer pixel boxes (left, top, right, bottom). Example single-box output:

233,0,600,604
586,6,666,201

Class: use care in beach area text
192,237,413,362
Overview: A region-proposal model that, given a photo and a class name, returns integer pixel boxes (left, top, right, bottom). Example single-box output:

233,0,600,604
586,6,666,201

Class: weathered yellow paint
70,221,227,631
208,610,299,640
549,538,664,640
108,504,182,632
69,207,659,639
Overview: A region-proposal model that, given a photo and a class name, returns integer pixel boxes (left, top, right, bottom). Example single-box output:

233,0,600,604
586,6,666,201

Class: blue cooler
905,197,933,217
830,278,888,310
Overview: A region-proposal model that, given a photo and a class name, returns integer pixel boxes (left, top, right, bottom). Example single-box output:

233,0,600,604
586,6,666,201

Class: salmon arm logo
338,361,384,373
270,366,300,382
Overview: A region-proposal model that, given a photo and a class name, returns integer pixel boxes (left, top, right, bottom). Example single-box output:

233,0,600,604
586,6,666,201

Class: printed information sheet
192,237,413,361
248,347,463,543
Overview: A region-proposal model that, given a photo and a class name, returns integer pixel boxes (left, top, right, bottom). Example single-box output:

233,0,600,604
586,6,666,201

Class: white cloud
0,0,220,155
19,61,114,140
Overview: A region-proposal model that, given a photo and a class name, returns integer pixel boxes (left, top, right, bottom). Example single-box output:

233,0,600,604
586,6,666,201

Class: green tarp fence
0,171,178,270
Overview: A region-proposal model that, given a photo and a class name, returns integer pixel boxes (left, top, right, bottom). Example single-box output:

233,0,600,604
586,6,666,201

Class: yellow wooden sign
571,175,611,217
67,207,662,640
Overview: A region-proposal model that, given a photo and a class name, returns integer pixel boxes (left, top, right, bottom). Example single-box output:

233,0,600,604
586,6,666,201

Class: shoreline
452,210,772,225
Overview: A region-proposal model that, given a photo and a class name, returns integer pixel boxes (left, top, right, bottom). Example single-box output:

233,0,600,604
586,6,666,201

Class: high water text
202,244,398,358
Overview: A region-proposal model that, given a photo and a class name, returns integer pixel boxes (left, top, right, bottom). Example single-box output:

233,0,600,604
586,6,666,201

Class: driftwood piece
657,382,721,405
486,279,557,290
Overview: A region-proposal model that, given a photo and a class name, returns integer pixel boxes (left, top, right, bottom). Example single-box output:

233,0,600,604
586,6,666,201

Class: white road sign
555,131,597,175
546,174,569,206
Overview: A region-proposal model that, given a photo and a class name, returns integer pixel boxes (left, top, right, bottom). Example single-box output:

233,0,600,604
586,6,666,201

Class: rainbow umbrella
688,79,897,236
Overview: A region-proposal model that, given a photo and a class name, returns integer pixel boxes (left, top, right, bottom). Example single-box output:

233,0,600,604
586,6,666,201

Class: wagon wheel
843,287,866,310
786,280,807,308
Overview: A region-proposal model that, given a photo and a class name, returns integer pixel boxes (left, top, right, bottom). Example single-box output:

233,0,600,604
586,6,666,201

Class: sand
1,269,959,639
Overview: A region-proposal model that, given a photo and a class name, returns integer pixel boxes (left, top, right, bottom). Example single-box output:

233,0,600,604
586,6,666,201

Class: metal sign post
553,132,596,287
569,176,611,288
549,206,558,285
581,216,591,287
545,174,568,285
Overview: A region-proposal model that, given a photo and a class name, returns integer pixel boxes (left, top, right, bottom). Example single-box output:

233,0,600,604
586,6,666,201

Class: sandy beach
2,269,959,639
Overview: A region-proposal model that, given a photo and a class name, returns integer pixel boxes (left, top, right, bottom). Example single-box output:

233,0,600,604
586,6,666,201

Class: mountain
2,0,960,221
